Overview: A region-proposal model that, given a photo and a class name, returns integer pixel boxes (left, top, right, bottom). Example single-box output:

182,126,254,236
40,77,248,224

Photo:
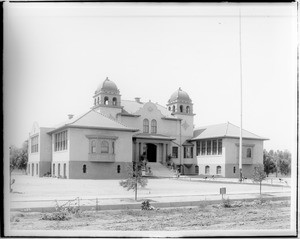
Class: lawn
10,198,290,231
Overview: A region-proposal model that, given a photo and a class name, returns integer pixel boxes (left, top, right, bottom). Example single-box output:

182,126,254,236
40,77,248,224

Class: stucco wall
68,161,132,179
224,138,264,165
69,128,133,163
39,127,53,162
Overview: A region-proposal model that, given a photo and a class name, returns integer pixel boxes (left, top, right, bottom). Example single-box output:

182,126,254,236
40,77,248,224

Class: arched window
112,97,117,106
94,98,96,106
104,96,109,105
101,141,109,153
247,148,252,158
233,166,236,174
52,163,55,176
97,97,100,104
143,119,149,133
117,165,121,174
168,106,171,111
36,163,38,175
216,166,221,174
91,140,96,153
205,165,210,175
180,105,183,113
58,163,61,177
172,105,175,112
186,106,190,113
151,119,157,134
195,165,199,174
63,163,66,178
83,164,87,173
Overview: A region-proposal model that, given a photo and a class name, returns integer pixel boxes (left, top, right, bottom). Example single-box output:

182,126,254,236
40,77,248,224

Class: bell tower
92,77,122,119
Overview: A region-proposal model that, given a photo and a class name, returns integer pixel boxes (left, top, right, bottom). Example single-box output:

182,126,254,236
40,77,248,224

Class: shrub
141,200,154,210
222,198,232,208
41,211,69,221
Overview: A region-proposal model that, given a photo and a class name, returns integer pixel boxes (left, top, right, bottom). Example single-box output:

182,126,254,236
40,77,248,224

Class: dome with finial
95,77,120,94
168,87,191,104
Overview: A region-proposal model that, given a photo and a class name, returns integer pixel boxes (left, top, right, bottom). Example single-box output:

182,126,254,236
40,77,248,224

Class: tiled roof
192,122,268,140
50,110,138,133
121,100,176,119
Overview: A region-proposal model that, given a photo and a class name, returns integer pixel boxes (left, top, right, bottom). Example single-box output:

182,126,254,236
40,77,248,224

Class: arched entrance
146,143,157,162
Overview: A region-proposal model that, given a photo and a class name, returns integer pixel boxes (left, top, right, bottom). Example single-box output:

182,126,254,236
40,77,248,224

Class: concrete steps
145,162,176,178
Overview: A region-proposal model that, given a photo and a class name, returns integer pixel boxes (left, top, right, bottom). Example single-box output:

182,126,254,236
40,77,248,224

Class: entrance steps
145,162,176,178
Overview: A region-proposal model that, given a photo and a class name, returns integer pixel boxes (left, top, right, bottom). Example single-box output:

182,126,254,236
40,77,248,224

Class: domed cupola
167,87,193,115
95,77,120,95
93,77,121,108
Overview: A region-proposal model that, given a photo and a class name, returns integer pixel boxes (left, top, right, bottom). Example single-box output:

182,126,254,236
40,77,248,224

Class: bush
41,211,69,221
141,200,154,210
222,198,232,208
41,200,82,221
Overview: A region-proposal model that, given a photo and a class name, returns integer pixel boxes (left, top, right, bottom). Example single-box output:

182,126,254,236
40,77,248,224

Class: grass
10,199,291,231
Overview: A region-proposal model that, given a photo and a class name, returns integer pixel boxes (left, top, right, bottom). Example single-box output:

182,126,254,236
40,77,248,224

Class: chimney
68,114,74,119
135,97,141,103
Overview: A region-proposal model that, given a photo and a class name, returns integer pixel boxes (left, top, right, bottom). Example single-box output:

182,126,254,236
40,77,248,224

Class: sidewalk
10,190,291,212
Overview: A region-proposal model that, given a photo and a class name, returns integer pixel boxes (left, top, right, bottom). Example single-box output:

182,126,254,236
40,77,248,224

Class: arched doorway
146,143,157,162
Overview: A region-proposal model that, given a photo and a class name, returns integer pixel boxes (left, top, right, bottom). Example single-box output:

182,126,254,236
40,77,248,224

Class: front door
146,143,157,162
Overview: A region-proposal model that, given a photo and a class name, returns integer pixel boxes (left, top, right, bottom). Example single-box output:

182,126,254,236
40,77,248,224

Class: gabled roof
49,110,139,133
121,100,176,119
192,122,268,141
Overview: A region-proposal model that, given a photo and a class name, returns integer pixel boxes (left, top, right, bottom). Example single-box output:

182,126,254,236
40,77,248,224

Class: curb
11,195,290,213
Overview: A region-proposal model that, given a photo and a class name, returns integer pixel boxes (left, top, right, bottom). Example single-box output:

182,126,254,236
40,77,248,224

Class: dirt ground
10,199,290,231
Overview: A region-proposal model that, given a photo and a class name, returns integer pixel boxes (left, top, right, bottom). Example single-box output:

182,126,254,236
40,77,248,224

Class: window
54,130,68,151
168,106,171,111
117,165,121,173
201,141,206,155
36,163,38,175
112,97,117,106
143,119,149,133
151,119,157,134
212,140,217,155
31,135,39,153
83,164,87,173
207,140,211,155
172,147,178,158
101,141,109,153
94,98,96,105
97,97,100,104
53,163,55,175
63,163,66,178
195,165,199,174
205,166,210,174
247,148,252,158
172,105,175,112
179,105,183,112
218,139,222,155
186,106,190,114
32,164,34,176
184,146,193,158
104,96,109,105
196,141,200,156
216,166,221,174
91,140,96,153
233,166,236,174
58,163,61,177
28,164,30,174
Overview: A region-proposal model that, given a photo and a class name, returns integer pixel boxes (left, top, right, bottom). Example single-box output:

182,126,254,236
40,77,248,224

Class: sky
4,3,297,153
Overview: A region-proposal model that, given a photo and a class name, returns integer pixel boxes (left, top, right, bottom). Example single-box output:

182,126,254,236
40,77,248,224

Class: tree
119,162,148,201
252,165,267,195
263,151,276,176
278,159,290,175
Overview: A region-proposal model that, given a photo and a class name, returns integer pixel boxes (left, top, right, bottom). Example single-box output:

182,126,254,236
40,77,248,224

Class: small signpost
220,187,226,200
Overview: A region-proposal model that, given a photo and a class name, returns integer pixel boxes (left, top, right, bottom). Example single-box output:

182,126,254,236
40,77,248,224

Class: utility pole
238,8,243,183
